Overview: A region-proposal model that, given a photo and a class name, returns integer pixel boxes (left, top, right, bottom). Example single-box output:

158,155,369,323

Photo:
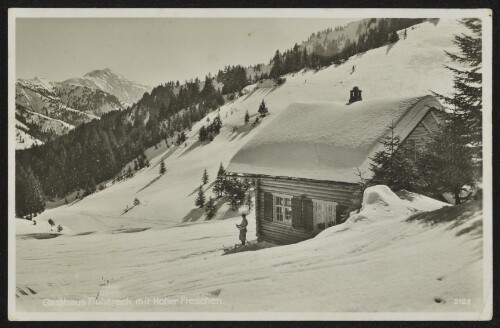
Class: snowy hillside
15,186,485,315
15,119,43,149
15,76,127,149
13,18,489,317
63,68,152,106
28,19,467,232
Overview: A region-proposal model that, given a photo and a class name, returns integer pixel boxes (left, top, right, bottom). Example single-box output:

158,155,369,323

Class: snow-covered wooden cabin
226,95,443,245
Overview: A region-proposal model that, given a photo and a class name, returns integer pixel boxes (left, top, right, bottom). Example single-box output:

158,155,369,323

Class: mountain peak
65,68,152,105
84,68,116,78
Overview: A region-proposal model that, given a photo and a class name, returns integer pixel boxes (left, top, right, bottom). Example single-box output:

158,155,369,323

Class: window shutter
291,196,303,229
263,192,273,221
302,196,314,231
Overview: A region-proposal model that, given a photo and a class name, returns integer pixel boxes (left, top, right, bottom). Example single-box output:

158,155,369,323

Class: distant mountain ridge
15,69,152,150
64,68,152,106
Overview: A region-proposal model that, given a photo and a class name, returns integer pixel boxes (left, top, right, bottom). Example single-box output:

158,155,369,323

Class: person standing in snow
236,213,248,245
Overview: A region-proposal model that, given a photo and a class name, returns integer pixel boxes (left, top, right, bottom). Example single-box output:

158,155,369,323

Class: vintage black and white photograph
8,8,492,320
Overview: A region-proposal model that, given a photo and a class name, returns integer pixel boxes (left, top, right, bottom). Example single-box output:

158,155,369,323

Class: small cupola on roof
348,86,362,104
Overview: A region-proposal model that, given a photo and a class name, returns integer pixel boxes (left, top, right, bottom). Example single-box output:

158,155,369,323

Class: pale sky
16,18,354,86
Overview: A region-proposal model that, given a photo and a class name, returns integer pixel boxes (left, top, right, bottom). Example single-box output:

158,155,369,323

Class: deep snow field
14,19,487,317
15,186,485,315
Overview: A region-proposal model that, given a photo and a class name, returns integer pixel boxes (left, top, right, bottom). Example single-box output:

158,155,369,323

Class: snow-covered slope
14,19,487,316
63,68,152,106
15,119,43,149
15,186,484,315
30,19,466,232
15,129,43,150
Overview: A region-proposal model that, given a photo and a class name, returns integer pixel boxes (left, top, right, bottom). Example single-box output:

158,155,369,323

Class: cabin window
274,195,292,225
312,200,337,232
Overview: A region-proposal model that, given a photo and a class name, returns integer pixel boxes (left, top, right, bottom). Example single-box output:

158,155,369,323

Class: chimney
348,86,362,104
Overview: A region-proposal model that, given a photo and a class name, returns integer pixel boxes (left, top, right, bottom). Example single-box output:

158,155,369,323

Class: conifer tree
258,100,269,117
195,185,206,208
417,122,475,204
270,50,282,80
15,164,45,219
198,126,207,141
432,18,482,165
417,18,483,204
204,197,217,220
202,168,209,185
213,163,226,198
212,114,222,134
369,122,421,192
244,110,250,124
388,31,399,43
159,160,166,175
370,122,400,187
224,178,248,211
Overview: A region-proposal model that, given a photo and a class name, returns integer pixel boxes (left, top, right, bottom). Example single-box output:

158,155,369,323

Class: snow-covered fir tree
244,110,250,124
176,131,187,146
432,18,482,165
213,163,226,198
224,178,247,211
420,18,482,204
159,160,166,175
202,168,209,185
258,99,269,117
204,197,217,220
195,185,206,208
369,122,421,192
417,122,475,204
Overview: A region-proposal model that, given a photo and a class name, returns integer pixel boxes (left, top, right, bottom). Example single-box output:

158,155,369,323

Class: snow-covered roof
227,95,442,183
